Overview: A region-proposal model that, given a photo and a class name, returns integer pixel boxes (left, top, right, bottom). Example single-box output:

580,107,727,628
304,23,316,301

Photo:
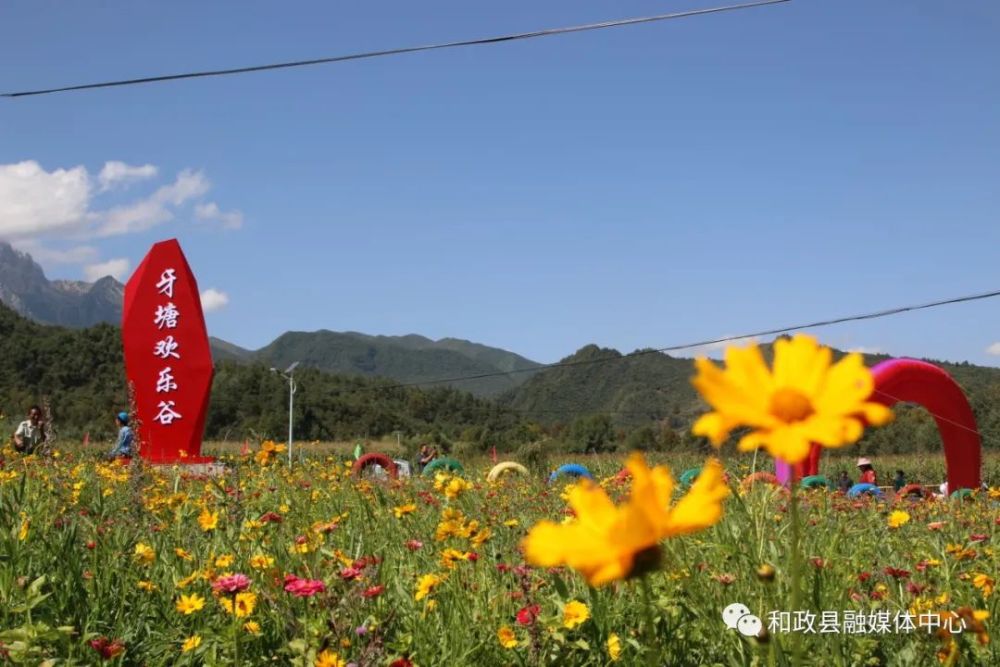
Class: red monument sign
122,239,214,463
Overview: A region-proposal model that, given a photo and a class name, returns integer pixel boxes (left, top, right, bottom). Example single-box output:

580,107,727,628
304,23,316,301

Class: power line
2,0,791,98
366,287,1000,392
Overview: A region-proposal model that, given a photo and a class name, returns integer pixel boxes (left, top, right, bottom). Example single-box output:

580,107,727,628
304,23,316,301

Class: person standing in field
837,470,852,493
893,469,906,492
857,457,878,485
106,412,134,460
417,444,437,472
13,405,46,454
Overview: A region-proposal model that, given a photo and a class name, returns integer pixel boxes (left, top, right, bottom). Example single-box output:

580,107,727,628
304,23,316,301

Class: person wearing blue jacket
107,412,134,460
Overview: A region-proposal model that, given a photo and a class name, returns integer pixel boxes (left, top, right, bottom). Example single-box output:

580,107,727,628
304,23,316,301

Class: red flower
884,567,911,580
362,585,385,599
340,567,363,581
283,574,326,597
88,637,125,660
857,572,872,583
85,541,96,550
516,604,541,625
810,558,826,569
212,573,251,594
970,534,988,543
906,582,928,596
259,512,283,524
405,540,423,551
389,658,414,667
467,552,479,563
496,563,512,574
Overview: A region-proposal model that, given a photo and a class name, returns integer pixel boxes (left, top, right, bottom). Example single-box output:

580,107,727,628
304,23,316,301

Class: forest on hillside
3,302,1000,458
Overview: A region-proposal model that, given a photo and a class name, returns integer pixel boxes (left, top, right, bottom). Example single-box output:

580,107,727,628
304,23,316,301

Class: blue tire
548,463,594,484
678,468,702,487
847,483,882,498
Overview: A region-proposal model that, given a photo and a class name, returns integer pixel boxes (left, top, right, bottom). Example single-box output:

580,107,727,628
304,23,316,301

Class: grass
0,442,997,665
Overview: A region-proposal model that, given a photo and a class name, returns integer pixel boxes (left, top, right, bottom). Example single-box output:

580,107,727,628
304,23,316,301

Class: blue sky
2,0,998,366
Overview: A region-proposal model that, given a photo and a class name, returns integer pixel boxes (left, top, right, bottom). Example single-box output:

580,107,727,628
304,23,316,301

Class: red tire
352,453,398,479
740,471,779,492
895,483,933,501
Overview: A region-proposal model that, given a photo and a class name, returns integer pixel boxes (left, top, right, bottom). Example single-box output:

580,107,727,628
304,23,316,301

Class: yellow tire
487,461,529,482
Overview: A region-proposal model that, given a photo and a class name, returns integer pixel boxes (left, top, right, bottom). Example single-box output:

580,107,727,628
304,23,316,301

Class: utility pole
271,362,300,467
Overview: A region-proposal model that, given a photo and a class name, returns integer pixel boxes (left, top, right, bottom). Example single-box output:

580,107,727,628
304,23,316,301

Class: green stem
788,483,802,666
231,594,241,666
640,577,659,667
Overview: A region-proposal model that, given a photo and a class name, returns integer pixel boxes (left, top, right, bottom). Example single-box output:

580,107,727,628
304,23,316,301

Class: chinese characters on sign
122,239,214,463
153,269,183,425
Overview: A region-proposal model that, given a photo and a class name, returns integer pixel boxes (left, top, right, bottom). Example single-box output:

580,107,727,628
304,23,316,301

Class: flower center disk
768,387,814,423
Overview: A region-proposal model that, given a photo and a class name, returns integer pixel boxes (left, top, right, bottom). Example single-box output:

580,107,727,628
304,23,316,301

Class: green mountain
0,302,531,447
0,243,539,397
249,330,541,398
501,343,1000,455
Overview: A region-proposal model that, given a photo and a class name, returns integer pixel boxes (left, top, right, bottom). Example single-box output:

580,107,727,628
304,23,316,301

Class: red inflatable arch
352,453,398,480
776,359,981,492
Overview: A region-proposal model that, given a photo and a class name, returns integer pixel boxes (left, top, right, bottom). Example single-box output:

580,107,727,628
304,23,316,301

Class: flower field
0,444,997,666
1,337,997,666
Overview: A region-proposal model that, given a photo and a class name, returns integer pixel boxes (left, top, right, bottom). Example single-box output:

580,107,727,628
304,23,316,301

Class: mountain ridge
0,242,541,397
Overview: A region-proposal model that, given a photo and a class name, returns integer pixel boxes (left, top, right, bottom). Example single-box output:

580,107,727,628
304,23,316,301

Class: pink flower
340,566,363,581
970,533,988,543
283,574,326,597
212,573,251,594
405,540,423,551
516,604,540,626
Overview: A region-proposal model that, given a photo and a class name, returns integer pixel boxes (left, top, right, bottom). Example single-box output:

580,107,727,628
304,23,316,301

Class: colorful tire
422,457,464,476
895,484,932,501
487,461,529,482
352,453,398,479
679,468,701,487
847,483,882,498
740,471,779,492
548,463,593,484
800,475,830,489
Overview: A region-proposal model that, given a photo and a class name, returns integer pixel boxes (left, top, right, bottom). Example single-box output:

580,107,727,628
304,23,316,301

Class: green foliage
251,330,540,398
567,413,616,453
504,342,1000,455
0,303,533,447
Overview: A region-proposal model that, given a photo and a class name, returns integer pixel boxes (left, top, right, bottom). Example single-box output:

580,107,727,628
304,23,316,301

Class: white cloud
195,201,244,230
97,169,210,237
97,161,158,191
13,240,99,264
83,258,130,281
987,342,1000,356
0,161,91,239
200,288,229,312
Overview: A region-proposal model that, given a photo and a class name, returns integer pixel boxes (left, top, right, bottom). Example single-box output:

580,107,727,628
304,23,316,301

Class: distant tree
568,414,615,453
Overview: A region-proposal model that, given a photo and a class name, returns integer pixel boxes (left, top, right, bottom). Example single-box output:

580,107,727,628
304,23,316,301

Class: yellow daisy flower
691,334,893,463
522,453,728,586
